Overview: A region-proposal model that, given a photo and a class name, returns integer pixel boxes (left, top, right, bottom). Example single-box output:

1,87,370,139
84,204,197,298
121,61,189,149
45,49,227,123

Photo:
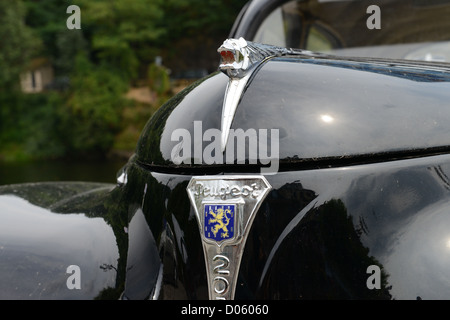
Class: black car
2,0,450,300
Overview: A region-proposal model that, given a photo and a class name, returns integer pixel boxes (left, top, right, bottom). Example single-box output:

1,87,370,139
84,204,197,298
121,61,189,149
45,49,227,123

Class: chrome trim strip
217,38,302,151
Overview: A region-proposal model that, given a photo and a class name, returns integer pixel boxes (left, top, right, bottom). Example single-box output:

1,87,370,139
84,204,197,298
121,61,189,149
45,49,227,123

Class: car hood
136,54,450,172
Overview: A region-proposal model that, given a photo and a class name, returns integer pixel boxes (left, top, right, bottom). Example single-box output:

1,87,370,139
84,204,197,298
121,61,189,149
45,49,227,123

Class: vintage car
2,0,450,300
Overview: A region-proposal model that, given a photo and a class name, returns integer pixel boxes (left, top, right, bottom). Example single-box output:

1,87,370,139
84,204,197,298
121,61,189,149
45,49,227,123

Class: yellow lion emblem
208,207,233,239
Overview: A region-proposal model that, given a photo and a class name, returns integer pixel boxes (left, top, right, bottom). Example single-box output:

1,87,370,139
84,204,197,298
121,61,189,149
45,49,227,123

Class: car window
305,23,337,52
253,7,288,47
252,0,450,62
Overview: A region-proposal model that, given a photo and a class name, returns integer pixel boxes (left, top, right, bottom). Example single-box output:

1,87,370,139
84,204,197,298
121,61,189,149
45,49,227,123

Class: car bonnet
135,52,450,172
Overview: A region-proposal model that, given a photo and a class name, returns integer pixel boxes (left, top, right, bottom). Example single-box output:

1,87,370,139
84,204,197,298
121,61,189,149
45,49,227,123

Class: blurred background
0,0,246,185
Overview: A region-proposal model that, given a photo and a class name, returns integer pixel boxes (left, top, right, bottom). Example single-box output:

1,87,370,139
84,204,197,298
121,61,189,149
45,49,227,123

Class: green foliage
0,0,40,89
21,92,67,159
78,0,166,81
59,54,128,157
148,63,171,96
0,0,246,162
160,0,245,40
23,0,69,55
156,0,247,74
24,0,88,75
54,29,88,75
0,91,66,161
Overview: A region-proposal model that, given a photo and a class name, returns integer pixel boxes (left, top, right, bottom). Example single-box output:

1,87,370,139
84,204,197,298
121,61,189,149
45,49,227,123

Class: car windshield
253,0,450,62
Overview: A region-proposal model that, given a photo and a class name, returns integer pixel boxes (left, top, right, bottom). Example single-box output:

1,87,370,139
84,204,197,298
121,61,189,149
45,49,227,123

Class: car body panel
136,54,450,171
0,183,123,299
111,153,450,299
2,0,450,300
4,152,449,300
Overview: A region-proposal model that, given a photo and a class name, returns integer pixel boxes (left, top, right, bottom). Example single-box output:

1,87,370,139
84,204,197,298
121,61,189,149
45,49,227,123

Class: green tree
1,0,247,162
0,0,40,90
160,0,244,40
0,0,41,159
24,0,88,76
58,54,128,157
77,0,166,81
157,0,246,73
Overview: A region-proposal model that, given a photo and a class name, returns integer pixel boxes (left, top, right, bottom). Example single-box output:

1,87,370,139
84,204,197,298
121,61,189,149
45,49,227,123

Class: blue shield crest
204,204,235,242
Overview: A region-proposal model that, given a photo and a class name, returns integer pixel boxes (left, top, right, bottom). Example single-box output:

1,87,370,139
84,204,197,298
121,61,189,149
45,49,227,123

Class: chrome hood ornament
187,175,272,300
217,38,300,151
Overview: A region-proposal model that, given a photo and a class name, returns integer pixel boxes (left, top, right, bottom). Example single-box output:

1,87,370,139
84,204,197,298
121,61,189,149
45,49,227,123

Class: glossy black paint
3,55,450,300
3,56,450,300
0,183,122,299
124,153,450,299
136,54,450,171
4,151,450,299
3,0,450,300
